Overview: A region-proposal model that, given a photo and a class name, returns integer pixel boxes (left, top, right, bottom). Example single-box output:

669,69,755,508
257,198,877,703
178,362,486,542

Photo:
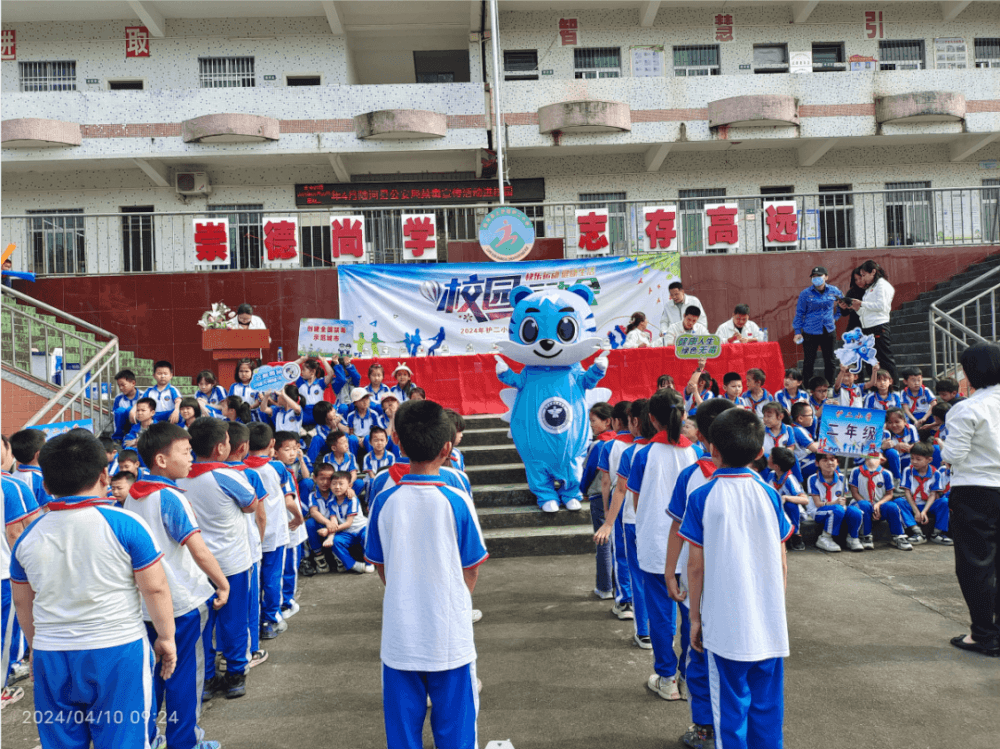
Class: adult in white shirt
622,312,653,349
662,306,710,346
226,303,267,331
941,343,1000,657
844,260,896,382
660,282,708,337
715,304,762,344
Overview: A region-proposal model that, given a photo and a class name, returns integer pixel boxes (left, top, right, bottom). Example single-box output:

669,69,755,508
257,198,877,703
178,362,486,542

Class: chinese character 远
765,204,798,244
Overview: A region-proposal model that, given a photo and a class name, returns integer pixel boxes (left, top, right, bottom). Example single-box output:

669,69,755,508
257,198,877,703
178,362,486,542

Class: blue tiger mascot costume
494,284,611,512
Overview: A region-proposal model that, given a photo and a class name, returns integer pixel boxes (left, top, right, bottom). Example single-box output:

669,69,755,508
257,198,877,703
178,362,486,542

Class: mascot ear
510,286,534,307
566,283,595,306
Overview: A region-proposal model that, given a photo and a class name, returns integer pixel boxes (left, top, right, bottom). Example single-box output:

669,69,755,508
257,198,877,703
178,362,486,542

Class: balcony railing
3,186,998,277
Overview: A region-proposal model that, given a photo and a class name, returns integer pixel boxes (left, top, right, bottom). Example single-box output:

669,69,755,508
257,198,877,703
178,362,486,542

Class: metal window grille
672,45,720,76
109,79,144,90
121,207,155,273
416,72,455,83
818,184,854,249
208,204,263,268
286,76,321,86
27,210,85,274
982,178,1000,242
364,210,404,264
885,182,933,246
580,192,626,251
199,57,255,88
519,204,546,238
574,47,621,79
679,188,726,254
812,43,845,71
504,50,539,81
19,61,76,92
974,38,1000,67
759,187,794,252
301,225,332,267
753,44,788,73
879,40,925,70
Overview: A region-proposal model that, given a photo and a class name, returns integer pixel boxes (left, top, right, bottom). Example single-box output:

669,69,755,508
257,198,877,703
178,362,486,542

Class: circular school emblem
478,206,536,262
538,396,572,435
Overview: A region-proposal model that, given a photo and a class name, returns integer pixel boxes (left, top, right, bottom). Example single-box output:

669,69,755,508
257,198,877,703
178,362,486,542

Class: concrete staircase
462,415,595,558
891,252,1000,375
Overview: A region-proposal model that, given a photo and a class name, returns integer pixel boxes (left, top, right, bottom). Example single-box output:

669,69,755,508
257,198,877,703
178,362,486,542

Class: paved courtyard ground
3,543,999,748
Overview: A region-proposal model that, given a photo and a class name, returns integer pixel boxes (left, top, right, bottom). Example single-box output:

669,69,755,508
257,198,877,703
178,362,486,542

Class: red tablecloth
310,343,785,415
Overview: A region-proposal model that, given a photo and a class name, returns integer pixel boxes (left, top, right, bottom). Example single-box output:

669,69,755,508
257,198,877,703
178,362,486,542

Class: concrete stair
463,415,595,558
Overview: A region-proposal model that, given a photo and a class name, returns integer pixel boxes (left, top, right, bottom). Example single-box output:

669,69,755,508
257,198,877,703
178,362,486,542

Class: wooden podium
202,329,270,389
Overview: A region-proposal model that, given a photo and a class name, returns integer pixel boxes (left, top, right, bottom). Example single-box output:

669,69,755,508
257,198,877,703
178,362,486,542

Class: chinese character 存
403,216,436,257
559,17,578,45
264,220,298,261
577,212,609,252
331,218,364,258
765,204,798,244
1,30,15,61
645,209,677,249
707,206,738,245
125,26,150,57
194,222,228,263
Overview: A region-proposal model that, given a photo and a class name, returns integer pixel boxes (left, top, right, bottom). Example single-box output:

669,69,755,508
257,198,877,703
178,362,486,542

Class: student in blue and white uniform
112,369,141,443
177,418,259,701
195,370,227,410
774,368,808,413
444,409,467,472
881,407,921,480
331,357,362,407
593,401,633,608
833,365,865,408
321,432,364,498
365,399,487,749
743,369,772,417
363,427,396,497
294,356,336,427
364,363,392,402
849,453,913,550
306,402,357,470
808,453,869,553
308,470,372,574
10,428,53,508
789,402,822,482
138,360,183,424
389,362,415,403
346,388,385,441
128,422,231,749
864,367,901,412
10,429,175,749
581,403,616,601
678,408,793,749
229,359,263,417
261,384,304,435
900,442,951,546
767,447,809,552
271,434,309,619
900,367,937,428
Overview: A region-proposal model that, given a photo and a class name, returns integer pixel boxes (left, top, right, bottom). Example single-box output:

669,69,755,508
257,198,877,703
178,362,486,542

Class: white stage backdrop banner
338,255,681,355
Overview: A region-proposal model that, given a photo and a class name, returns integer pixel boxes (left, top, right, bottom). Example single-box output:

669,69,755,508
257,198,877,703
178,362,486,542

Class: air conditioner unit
175,172,211,196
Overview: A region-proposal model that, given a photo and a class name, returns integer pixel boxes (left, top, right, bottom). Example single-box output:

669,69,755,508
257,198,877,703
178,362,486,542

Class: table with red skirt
301,342,785,415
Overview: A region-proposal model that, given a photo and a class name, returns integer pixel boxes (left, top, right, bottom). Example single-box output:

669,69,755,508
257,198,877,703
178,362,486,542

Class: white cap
350,387,370,404
393,362,413,376
379,391,399,405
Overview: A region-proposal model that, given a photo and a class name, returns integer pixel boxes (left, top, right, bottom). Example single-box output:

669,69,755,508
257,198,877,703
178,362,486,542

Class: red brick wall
1,377,63,432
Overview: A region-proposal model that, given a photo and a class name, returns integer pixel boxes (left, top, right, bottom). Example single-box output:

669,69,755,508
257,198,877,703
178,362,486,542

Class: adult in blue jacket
792,266,843,386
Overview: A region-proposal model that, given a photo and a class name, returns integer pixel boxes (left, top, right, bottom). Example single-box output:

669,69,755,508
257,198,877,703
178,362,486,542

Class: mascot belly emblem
494,284,612,513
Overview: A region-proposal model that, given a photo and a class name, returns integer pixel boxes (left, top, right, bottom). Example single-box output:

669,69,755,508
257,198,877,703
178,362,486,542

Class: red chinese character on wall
577,212,609,252
125,26,150,57
644,209,677,249
1,30,15,61
559,18,578,46
706,206,738,245
264,220,298,261
331,218,364,259
713,13,734,42
403,216,436,257
194,222,228,263
765,204,798,244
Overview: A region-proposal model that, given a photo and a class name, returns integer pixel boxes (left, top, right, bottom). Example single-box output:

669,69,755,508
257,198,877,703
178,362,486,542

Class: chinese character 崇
577,212,609,252
194,222,228,263
264,220,297,261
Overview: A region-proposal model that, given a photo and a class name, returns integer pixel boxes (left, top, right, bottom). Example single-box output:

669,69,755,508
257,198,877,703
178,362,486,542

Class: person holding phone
792,267,843,386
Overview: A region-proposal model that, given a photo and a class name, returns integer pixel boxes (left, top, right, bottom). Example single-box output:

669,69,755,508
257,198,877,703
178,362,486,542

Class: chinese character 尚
645,209,677,249
264,220,297,261
403,216,436,257
765,204,798,244
707,206,738,245
577,212,609,252
125,26,150,57
194,222,228,263
331,219,364,258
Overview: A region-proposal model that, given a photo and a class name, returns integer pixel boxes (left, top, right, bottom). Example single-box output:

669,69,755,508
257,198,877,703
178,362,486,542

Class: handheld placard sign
817,406,886,458
251,362,301,393
674,334,722,359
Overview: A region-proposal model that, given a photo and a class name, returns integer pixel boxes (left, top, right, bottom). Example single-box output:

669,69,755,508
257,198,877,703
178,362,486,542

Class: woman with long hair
622,312,652,349
845,260,896,381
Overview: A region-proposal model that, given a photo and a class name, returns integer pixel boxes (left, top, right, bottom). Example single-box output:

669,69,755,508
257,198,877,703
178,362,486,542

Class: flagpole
489,0,504,205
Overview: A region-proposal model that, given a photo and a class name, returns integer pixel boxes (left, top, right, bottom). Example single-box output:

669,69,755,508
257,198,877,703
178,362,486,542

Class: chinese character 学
707,206,738,245
577,212,609,252
645,209,676,250
194,222,228,263
264,220,298,261
559,18,578,45
125,26,150,57
331,218,364,259
403,216,436,257
765,204,798,244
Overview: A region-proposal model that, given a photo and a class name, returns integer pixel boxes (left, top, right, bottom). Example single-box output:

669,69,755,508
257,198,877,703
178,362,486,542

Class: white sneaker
861,534,875,550
541,501,559,513
351,561,367,573
891,535,913,551
846,536,864,552
593,588,614,600
471,609,483,623
564,498,582,511
816,532,841,553
364,564,375,573
280,599,300,619
611,601,635,620
646,674,682,701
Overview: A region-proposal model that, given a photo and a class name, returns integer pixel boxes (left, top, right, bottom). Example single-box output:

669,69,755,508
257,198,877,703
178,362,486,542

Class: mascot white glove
594,346,610,372
494,354,510,375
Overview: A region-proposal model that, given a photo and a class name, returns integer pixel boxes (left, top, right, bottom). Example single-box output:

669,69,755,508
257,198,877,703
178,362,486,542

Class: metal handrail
2,285,120,432
928,262,1000,380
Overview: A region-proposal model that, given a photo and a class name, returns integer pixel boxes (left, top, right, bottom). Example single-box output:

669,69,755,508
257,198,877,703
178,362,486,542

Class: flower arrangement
197,302,235,330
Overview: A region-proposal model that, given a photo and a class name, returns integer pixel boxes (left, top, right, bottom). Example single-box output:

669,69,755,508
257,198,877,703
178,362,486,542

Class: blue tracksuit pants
203,568,250,678
589,496,614,596
610,510,631,605
814,503,865,537
248,561,260,654
260,547,285,624
783,502,801,533
282,543,301,607
678,597,712,726
382,661,479,749
623,523,648,638
708,652,785,749
642,570,678,679
145,602,210,749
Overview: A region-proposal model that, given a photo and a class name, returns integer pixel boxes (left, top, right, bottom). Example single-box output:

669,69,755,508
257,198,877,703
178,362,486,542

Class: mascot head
495,284,601,367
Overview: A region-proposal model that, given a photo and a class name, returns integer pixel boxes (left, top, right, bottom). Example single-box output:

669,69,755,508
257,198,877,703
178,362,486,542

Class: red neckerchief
696,458,716,478
773,469,792,492
388,463,409,483
817,472,840,503
47,496,114,511
747,390,767,408
243,455,271,469
810,396,824,412
911,469,934,502
130,480,184,499
649,431,693,448
859,466,882,501
596,430,616,442
614,433,635,444
187,462,246,478
873,391,892,409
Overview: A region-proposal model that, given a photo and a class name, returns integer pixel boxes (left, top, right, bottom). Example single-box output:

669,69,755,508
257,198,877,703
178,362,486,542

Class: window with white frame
579,192,626,251
121,206,155,273
504,50,538,81
672,45,719,76
812,42,845,72
879,40,925,70
27,210,85,274
753,44,788,73
208,204,263,268
885,182,933,246
19,61,76,92
199,57,255,88
818,184,854,249
974,38,1000,67
982,179,1000,242
574,48,621,79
